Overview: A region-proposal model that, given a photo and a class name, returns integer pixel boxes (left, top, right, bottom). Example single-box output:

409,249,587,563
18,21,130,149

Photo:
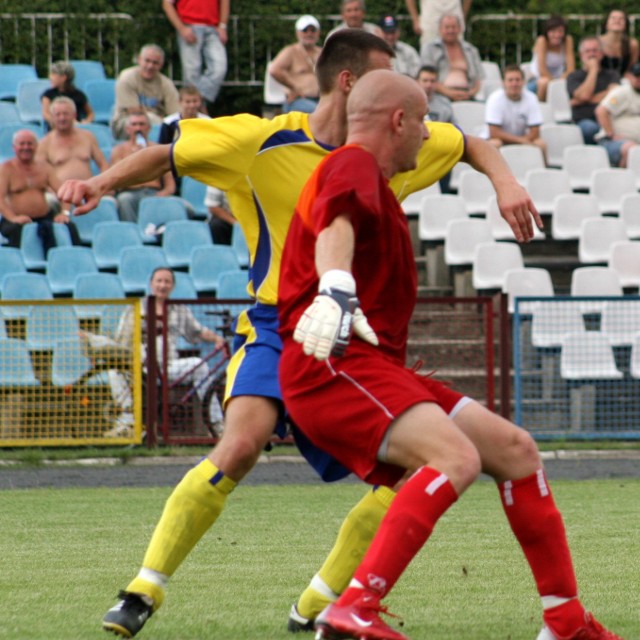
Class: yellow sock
296,486,395,620
131,459,236,608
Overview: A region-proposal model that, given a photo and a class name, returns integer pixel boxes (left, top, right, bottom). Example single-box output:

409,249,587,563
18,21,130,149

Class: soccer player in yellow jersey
59,30,543,638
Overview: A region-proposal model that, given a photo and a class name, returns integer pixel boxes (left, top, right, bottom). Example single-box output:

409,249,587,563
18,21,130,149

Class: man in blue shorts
58,29,542,638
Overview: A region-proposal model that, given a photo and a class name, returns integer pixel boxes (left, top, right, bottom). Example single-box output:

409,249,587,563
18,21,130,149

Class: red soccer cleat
313,591,408,640
537,612,625,640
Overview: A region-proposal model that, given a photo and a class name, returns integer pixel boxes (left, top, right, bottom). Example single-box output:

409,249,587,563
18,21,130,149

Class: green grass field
1,479,638,639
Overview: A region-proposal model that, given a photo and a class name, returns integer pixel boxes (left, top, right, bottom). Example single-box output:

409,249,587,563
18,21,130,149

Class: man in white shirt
485,64,546,159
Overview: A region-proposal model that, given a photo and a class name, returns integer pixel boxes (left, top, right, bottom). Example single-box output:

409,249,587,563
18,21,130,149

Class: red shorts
280,339,466,487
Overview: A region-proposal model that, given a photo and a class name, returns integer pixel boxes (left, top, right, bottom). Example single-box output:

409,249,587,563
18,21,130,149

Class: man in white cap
269,15,322,113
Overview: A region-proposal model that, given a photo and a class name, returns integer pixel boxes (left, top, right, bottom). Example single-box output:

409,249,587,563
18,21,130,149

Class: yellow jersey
172,112,464,306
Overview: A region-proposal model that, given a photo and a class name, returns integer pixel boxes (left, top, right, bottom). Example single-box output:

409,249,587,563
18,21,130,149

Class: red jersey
174,0,221,27
278,144,417,364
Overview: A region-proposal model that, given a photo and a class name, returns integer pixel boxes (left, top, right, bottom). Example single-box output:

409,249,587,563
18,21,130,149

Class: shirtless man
36,97,109,193
420,14,484,101
269,15,322,114
0,129,77,251
110,110,175,223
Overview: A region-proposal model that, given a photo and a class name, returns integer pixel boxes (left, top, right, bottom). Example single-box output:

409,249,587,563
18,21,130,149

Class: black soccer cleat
287,603,315,633
103,591,153,638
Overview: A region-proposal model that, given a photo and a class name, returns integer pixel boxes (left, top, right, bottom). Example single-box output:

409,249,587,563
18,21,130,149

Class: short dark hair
316,29,394,94
503,64,524,78
417,65,438,77
150,266,175,284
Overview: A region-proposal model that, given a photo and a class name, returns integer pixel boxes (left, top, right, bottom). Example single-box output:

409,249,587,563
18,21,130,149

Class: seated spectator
204,185,236,244
420,14,484,101
110,110,176,222
416,64,455,124
379,15,421,78
269,15,322,114
36,97,110,199
527,15,575,102
327,0,382,38
41,61,94,130
567,36,620,144
0,129,79,252
485,64,546,159
158,85,210,145
599,8,639,81
417,64,456,191
111,44,180,140
594,62,640,167
101,266,226,437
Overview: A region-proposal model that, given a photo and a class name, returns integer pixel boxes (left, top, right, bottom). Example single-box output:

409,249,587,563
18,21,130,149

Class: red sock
342,466,458,602
499,469,578,601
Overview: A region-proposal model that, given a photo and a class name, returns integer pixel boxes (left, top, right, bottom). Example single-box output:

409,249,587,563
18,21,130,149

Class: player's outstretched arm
294,216,378,360
57,145,172,215
463,135,544,243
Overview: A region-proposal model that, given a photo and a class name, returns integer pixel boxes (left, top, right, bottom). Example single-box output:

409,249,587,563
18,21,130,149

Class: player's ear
338,70,357,94
391,108,404,134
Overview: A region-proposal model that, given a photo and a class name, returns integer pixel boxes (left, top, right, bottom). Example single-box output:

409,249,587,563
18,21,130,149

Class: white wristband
218,22,227,29
319,269,356,295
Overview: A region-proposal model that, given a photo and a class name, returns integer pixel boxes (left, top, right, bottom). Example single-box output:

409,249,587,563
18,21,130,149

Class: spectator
527,15,575,102
379,15,421,78
0,129,78,252
162,0,229,112
485,64,546,159
567,36,620,144
110,110,176,223
405,0,472,46
204,185,235,244
102,266,226,438
594,62,640,167
420,14,484,102
417,64,455,191
111,44,180,140
158,85,210,145
36,97,110,194
41,60,94,129
327,0,382,38
599,8,639,81
269,15,322,114
416,65,454,124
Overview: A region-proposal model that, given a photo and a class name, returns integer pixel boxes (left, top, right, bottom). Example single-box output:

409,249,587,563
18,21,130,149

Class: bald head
346,69,428,177
347,69,426,127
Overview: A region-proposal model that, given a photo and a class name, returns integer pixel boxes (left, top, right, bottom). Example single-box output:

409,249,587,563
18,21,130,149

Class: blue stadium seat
1,273,53,319
73,272,126,320
20,222,72,270
71,198,119,245
0,338,40,388
77,122,113,154
25,305,80,351
0,247,27,285
92,221,142,270
83,79,116,124
216,269,250,300
0,102,22,125
138,196,190,243
50,336,94,387
0,312,6,339
46,246,99,296
69,60,106,91
16,79,51,125
162,220,212,268
180,176,209,219
0,64,38,100
118,246,167,294
189,245,240,294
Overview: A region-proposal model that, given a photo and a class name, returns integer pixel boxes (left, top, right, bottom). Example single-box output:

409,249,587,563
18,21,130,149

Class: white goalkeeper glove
293,269,379,361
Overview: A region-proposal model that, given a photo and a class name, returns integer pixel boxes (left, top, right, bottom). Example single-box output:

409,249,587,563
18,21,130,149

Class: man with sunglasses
270,15,323,114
